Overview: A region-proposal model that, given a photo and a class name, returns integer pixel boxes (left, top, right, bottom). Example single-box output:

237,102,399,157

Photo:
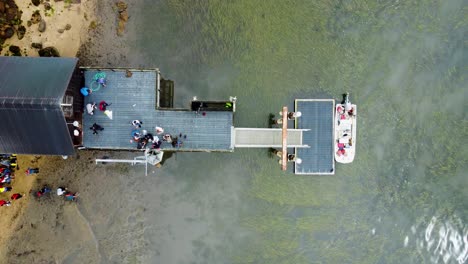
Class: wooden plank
282,106,288,170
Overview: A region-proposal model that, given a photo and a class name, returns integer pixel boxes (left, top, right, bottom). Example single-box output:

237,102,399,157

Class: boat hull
334,104,356,163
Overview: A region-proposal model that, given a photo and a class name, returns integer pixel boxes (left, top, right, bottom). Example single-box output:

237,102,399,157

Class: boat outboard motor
343,93,352,111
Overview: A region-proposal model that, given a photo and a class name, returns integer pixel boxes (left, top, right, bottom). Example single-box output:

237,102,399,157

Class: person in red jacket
0,200,11,207
99,101,111,111
11,193,23,200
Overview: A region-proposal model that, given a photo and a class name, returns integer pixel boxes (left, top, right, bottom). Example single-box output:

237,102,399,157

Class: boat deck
294,99,335,175
82,69,233,152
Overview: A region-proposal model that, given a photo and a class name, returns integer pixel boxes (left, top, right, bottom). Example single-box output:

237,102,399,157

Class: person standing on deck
86,102,97,115
99,101,111,111
287,111,302,120
90,123,104,135
155,126,164,135
80,87,92,97
132,120,143,128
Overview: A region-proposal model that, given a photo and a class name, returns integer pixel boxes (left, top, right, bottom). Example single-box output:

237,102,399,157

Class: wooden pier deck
82,69,234,152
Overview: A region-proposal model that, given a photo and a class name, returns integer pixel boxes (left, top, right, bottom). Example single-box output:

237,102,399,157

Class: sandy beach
0,1,140,263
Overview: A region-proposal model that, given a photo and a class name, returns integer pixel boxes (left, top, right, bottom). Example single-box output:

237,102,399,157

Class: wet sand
0,1,139,263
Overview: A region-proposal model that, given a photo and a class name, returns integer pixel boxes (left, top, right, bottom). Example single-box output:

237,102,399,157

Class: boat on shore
334,93,356,163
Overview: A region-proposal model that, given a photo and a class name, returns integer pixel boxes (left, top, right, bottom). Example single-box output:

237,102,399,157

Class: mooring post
281,106,288,170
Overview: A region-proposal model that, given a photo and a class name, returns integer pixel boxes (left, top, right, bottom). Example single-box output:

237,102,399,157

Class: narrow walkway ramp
234,128,308,148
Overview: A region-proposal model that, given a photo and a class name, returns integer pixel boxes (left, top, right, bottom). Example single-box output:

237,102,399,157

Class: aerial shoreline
0,1,135,262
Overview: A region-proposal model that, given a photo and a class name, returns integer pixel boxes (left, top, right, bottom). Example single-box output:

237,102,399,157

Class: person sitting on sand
0,186,12,193
0,200,11,207
11,193,23,200
25,167,39,175
36,186,51,198
0,175,12,184
56,187,67,196
64,192,78,201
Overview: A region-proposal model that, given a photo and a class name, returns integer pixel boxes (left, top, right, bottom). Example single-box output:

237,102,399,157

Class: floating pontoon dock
294,99,335,175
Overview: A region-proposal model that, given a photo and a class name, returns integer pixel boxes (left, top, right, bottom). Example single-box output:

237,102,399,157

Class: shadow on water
125,0,467,263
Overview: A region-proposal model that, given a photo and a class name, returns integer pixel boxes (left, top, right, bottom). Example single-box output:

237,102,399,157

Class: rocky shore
0,0,96,57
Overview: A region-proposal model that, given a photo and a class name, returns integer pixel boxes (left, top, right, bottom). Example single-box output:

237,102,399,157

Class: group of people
86,100,112,135
33,185,77,201
0,154,35,207
130,120,185,150
272,111,302,125
0,154,17,185
82,75,110,136
336,104,354,157
271,149,302,165
130,120,187,150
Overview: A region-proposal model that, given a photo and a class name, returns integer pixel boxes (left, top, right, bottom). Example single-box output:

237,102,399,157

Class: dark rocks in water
57,28,64,33
0,26,15,39
44,2,51,10
5,5,20,21
116,1,128,36
116,1,127,12
17,25,26,40
31,0,41,6
38,46,60,57
65,24,71,30
31,42,43,49
31,11,41,24
38,20,46,32
9,45,21,56
27,20,32,27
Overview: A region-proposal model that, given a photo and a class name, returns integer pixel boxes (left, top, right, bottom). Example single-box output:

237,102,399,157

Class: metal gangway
95,149,164,176
233,107,308,171
234,128,309,148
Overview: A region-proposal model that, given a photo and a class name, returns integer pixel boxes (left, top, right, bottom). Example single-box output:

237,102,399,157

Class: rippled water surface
120,0,467,263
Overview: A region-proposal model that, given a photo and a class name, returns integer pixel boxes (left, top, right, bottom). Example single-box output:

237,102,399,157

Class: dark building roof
0,57,78,155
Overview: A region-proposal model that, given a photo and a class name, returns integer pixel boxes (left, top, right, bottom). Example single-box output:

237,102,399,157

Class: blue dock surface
82,69,233,152
294,99,335,175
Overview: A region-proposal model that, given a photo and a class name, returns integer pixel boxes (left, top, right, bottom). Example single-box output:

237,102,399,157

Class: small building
0,56,78,156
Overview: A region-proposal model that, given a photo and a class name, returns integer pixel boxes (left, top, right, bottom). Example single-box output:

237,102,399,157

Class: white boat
334,93,356,163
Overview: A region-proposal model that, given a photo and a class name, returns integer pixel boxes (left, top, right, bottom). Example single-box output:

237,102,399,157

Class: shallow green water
129,0,466,263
